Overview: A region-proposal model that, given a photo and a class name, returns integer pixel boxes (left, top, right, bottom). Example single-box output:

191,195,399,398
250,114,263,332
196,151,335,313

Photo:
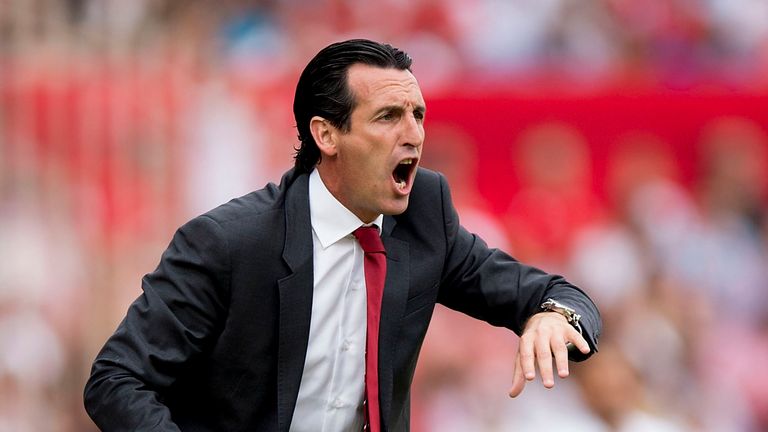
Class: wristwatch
540,298,582,334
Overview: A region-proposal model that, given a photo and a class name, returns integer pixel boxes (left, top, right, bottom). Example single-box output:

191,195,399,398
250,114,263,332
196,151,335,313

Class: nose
401,113,424,148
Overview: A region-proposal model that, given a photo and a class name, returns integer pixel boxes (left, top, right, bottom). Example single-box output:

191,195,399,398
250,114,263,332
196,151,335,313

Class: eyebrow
373,104,427,117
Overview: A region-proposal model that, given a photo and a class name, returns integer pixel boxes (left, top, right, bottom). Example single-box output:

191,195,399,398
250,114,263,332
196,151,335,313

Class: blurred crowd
1,0,767,431
414,117,768,431
2,0,768,91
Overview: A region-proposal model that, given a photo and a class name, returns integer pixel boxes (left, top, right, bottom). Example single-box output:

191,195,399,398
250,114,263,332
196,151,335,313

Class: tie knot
353,226,386,254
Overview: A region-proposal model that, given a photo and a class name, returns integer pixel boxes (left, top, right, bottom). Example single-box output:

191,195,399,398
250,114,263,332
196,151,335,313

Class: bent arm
84,215,231,430
435,174,601,360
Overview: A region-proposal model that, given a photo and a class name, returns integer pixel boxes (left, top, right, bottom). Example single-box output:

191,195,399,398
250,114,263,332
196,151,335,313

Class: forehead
347,64,424,109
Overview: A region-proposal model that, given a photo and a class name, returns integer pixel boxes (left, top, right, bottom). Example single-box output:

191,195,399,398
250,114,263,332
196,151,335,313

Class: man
84,39,600,431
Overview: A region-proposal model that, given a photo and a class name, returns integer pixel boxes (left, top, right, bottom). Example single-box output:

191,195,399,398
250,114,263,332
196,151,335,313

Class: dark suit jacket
84,167,600,431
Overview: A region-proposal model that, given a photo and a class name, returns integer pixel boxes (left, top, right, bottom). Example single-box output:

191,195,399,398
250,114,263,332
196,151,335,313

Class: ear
309,116,338,158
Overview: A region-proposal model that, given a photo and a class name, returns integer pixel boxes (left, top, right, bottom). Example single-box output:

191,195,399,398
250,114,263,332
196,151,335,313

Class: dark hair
293,39,413,173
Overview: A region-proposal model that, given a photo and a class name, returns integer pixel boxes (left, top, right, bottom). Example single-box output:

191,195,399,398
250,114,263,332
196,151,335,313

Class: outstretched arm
434,173,601,395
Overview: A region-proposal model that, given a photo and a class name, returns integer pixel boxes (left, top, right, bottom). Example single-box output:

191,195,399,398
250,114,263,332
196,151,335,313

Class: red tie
353,226,386,432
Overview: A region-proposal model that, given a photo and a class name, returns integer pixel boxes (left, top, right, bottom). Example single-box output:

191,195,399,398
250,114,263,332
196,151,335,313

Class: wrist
539,298,582,335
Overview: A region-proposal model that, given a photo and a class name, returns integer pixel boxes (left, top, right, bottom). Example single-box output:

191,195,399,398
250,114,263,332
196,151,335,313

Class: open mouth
393,158,417,190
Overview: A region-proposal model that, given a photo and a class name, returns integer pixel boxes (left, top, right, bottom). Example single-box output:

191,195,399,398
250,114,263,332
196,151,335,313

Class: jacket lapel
378,216,410,432
276,171,314,432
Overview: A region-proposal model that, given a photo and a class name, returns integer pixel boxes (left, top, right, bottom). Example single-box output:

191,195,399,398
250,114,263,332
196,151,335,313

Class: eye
413,110,425,122
379,111,397,121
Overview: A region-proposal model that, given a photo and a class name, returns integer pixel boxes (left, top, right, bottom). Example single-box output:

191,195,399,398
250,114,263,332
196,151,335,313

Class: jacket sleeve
434,174,601,360
84,214,231,430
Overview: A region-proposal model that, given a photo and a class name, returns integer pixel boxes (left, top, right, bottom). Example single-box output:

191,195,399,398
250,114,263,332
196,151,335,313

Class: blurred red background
2,1,768,431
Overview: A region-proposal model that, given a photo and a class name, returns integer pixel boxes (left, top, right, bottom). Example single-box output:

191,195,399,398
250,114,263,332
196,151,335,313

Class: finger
519,333,536,382
509,353,526,398
567,327,591,355
535,333,555,388
552,336,570,378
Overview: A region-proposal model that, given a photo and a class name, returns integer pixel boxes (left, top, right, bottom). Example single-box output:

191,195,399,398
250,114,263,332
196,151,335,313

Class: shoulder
396,167,453,227
406,167,453,213
413,166,444,188
410,167,448,202
187,168,306,237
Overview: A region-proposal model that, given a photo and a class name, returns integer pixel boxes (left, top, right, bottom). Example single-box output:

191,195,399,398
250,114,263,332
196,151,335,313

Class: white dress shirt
289,169,383,432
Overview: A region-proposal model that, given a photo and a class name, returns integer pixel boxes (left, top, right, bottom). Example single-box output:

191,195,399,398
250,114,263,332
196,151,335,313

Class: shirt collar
309,169,383,249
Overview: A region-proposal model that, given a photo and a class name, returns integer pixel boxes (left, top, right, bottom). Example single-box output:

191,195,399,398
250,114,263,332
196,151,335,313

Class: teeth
400,159,413,165
396,180,406,189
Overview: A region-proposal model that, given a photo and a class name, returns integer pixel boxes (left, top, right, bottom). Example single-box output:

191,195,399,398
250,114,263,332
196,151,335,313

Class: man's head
294,39,414,172
294,39,426,223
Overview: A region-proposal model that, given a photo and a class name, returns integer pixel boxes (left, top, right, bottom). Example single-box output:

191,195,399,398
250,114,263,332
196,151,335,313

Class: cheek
342,133,393,182
357,148,389,175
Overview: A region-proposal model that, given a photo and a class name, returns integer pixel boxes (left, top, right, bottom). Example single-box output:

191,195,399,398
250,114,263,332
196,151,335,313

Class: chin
381,197,410,216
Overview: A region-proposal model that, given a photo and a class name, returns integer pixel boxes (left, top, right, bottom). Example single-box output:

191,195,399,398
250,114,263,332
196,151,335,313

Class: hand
508,311,590,398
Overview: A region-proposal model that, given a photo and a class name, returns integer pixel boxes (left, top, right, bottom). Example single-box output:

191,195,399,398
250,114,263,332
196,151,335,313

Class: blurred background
1,0,768,430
